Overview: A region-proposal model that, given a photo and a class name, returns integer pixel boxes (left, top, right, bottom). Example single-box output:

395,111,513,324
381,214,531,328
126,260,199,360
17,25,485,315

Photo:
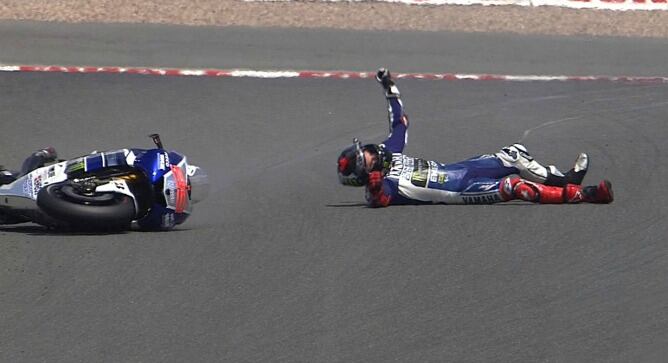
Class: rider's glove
376,68,399,98
376,68,392,88
367,171,384,193
366,171,391,207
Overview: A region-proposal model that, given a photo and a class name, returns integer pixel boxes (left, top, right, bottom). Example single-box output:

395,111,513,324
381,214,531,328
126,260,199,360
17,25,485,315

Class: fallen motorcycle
0,134,208,231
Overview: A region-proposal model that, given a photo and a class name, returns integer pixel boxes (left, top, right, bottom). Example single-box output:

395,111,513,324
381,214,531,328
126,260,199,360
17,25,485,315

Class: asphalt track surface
3,20,668,76
2,23,668,362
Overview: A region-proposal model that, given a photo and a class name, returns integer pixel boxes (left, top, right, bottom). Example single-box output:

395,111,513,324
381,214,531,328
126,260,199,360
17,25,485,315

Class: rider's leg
19,147,58,177
500,176,613,204
495,143,588,186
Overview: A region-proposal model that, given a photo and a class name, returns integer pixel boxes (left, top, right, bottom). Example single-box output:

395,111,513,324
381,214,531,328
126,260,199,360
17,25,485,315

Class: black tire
37,182,136,229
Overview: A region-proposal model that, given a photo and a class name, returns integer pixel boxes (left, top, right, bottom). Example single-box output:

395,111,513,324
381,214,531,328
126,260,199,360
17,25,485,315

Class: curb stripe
1,64,667,83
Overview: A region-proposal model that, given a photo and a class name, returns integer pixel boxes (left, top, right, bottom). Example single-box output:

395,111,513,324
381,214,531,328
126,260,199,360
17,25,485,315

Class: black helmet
337,138,366,187
337,138,388,187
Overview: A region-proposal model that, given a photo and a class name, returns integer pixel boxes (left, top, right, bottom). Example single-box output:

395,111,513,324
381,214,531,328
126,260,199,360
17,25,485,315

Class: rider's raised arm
376,68,409,154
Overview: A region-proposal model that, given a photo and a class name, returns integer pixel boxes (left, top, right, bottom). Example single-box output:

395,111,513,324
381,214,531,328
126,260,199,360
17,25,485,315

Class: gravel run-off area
1,0,667,38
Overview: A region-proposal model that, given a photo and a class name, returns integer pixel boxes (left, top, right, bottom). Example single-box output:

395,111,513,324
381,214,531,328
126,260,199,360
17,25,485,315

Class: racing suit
365,83,608,207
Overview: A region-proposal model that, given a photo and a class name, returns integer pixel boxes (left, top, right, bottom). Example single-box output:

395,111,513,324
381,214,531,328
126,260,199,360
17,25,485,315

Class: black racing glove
376,68,393,89
376,67,399,97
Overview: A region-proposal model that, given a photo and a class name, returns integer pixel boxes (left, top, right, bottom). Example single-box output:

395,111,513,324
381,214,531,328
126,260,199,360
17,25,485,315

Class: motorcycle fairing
1,147,193,229
95,179,140,213
0,161,69,202
131,149,192,229
136,203,189,230
128,148,191,213
66,149,131,175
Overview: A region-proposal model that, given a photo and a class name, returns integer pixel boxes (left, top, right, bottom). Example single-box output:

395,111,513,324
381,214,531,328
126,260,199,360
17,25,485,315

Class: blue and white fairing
68,148,193,229
128,149,193,230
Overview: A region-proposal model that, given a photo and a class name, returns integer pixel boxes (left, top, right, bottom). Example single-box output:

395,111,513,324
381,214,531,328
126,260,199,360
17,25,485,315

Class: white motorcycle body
0,158,139,228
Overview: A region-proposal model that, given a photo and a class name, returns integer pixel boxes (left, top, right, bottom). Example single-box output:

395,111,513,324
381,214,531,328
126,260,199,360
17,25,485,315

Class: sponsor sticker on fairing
158,152,170,170
22,178,33,197
32,175,42,196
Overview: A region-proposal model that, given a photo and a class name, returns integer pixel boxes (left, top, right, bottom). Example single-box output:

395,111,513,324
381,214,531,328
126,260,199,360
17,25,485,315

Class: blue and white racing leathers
367,90,554,207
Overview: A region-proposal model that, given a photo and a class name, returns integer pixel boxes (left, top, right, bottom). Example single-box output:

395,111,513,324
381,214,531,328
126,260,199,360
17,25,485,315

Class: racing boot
543,152,588,186
552,180,614,204
563,152,589,185
19,147,58,176
579,180,614,204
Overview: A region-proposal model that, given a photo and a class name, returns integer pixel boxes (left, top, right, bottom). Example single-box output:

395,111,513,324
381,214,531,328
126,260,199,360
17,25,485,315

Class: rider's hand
366,171,392,207
376,68,393,90
376,67,399,97
367,171,384,192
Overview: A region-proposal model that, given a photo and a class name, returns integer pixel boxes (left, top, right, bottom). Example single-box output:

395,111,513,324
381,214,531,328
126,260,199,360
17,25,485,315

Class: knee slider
500,177,519,200
513,180,540,202
500,177,538,202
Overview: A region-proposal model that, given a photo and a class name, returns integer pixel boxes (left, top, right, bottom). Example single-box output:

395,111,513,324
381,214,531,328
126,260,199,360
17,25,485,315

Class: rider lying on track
337,68,613,207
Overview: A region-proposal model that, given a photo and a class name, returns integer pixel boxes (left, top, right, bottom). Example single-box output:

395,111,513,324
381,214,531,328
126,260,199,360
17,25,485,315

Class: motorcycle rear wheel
37,182,136,230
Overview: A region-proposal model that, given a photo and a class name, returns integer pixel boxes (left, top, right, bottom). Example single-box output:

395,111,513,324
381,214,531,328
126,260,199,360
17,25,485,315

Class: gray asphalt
3,20,668,76
1,23,668,363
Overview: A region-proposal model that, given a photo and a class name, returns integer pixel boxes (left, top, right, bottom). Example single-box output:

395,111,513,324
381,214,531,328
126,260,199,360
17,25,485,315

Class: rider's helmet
337,138,388,187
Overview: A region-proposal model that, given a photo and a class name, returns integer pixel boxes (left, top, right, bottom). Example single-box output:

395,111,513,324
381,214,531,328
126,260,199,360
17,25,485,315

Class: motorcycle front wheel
37,182,136,230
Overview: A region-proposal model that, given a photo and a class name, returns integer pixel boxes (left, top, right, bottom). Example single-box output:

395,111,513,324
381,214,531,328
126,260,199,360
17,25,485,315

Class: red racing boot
577,180,614,204
545,180,614,204
501,177,614,204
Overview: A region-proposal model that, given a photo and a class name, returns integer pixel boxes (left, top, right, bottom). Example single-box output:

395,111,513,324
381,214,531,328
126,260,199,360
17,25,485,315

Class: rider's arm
377,68,409,154
381,98,409,154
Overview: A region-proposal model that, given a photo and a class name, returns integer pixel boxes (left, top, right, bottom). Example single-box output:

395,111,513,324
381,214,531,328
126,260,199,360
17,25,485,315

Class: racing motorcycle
0,134,208,230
